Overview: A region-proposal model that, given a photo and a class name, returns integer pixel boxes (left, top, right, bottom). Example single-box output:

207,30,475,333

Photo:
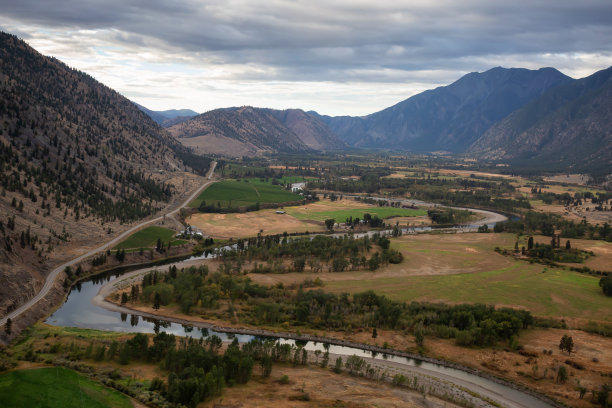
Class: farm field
114,226,185,250
284,203,427,222
189,179,302,209
249,233,612,323
188,198,431,238
0,367,133,408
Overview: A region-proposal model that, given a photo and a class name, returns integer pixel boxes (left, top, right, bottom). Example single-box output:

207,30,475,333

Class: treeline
138,267,533,347
42,328,318,407
493,211,612,241
427,208,473,225
218,234,403,272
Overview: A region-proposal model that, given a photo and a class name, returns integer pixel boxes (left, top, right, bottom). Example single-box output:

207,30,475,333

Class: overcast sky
1,0,611,116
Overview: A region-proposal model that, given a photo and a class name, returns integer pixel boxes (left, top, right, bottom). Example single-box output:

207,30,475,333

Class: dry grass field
249,233,612,324
187,198,430,239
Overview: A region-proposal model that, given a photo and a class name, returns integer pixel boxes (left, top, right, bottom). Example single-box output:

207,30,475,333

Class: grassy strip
189,179,302,209
0,367,132,408
285,206,427,222
114,226,178,250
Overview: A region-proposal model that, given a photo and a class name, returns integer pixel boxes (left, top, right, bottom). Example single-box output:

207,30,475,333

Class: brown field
187,198,408,239
188,210,321,239
531,235,612,271
249,233,517,287
203,365,459,408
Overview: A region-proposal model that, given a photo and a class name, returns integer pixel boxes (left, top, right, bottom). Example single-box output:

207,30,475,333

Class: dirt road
0,162,216,327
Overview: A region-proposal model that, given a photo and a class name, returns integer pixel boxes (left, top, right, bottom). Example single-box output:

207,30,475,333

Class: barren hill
168,106,344,156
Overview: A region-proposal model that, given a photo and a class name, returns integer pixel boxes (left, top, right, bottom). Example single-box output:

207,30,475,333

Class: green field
0,367,132,408
325,258,611,321
284,206,427,222
190,179,302,209
114,226,185,250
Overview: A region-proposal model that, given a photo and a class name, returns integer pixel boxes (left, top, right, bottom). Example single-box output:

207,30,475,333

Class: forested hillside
0,32,201,316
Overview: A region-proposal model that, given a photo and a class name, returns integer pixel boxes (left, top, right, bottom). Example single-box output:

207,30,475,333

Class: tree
324,218,335,231
600,275,612,297
565,240,571,250
121,292,129,304
527,236,534,251
153,292,161,310
414,324,425,348
372,328,378,339
556,365,568,383
4,318,11,336
333,357,343,373
559,334,574,355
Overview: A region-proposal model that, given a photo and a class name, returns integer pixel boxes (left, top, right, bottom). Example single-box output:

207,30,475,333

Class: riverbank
93,266,563,408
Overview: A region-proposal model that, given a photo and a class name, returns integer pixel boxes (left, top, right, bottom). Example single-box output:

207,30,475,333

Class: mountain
264,108,347,151
135,103,199,127
318,67,573,152
168,106,344,156
470,66,612,174
0,32,194,319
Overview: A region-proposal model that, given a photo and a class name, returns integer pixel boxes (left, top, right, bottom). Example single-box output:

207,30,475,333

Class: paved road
0,162,217,326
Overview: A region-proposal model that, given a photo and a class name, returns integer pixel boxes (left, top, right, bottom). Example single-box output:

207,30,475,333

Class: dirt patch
188,210,321,239
203,365,461,408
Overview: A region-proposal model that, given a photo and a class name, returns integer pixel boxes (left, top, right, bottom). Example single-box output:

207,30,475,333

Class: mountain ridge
168,106,345,156
316,67,574,152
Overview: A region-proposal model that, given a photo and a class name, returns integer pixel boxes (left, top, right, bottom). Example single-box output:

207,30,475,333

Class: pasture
249,233,612,323
0,367,132,408
189,179,302,209
188,198,430,238
114,226,184,250
284,204,427,222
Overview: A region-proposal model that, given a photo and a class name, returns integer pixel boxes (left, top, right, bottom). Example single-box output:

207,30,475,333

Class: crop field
189,179,302,209
0,367,132,408
249,233,612,323
188,198,430,238
284,205,427,222
114,226,185,250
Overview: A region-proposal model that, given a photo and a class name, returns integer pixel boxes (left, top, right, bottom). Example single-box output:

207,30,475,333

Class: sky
1,0,612,116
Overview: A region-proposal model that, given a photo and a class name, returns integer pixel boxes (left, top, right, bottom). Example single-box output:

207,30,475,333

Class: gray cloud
1,0,611,114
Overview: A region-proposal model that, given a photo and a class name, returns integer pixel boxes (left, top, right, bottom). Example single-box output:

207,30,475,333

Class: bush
278,374,290,384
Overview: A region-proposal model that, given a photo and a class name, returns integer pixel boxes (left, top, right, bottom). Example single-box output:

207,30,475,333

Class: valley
0,24,611,408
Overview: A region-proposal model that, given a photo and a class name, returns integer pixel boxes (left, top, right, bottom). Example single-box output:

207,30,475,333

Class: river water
46,268,554,408
44,206,555,408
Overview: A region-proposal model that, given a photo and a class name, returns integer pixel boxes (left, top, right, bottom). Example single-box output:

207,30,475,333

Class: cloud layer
1,0,611,115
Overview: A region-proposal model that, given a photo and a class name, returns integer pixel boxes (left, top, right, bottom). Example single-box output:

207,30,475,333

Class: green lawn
189,179,302,209
114,226,179,250
284,206,427,222
0,367,132,408
325,262,611,321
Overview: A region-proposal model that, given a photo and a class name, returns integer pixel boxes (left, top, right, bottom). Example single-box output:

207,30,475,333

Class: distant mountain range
163,66,610,173
470,66,612,174
166,106,346,156
134,104,199,127
316,67,573,152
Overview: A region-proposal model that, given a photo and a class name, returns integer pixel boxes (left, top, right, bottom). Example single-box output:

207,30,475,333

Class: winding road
0,162,217,327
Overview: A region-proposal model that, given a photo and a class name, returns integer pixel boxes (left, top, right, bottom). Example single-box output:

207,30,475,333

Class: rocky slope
168,106,344,156
317,67,573,152
0,32,196,317
470,66,612,174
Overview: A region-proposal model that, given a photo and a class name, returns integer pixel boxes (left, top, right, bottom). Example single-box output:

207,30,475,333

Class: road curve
0,162,217,326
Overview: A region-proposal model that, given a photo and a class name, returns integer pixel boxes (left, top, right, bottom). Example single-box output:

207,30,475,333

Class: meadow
284,205,427,222
0,367,132,408
114,226,185,250
187,198,430,238
189,179,302,209
249,233,612,323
